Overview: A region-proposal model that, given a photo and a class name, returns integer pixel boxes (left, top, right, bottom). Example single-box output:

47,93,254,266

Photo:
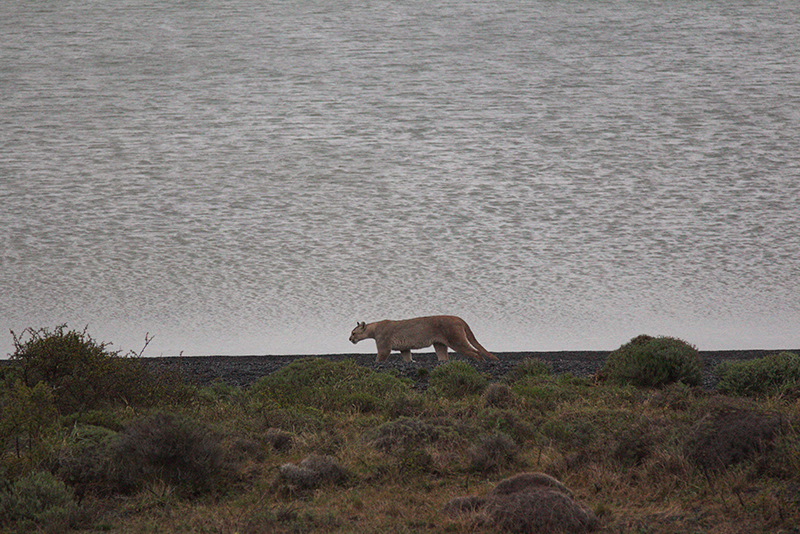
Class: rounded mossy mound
601,335,702,388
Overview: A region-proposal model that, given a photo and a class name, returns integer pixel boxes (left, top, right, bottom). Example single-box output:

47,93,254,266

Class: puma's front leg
434,343,449,362
400,350,414,363
376,343,391,362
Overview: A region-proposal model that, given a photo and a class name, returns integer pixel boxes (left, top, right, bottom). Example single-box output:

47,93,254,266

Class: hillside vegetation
1,326,799,533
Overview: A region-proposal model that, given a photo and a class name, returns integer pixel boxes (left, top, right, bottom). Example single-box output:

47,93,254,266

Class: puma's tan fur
349,315,498,363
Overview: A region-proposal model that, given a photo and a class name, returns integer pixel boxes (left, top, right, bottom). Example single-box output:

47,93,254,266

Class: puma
349,315,498,363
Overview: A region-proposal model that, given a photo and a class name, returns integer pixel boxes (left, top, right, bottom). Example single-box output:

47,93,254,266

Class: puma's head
349,322,367,344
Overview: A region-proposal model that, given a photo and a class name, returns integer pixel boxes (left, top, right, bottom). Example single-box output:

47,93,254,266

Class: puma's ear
358,322,365,328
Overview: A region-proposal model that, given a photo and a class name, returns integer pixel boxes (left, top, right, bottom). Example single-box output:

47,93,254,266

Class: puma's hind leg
434,343,449,362
447,339,483,361
401,349,415,363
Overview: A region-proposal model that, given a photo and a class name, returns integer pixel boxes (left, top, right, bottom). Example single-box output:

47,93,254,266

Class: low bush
756,434,800,480
53,425,118,499
716,352,800,398
369,417,442,452
383,391,426,418
112,412,236,496
600,334,702,388
0,471,75,531
468,432,519,473
685,408,782,473
479,408,537,442
429,361,488,398
483,383,516,408
612,418,665,467
483,489,597,534
249,358,412,411
273,455,349,497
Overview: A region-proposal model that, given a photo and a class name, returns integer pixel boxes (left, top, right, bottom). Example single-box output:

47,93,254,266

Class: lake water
2,0,799,357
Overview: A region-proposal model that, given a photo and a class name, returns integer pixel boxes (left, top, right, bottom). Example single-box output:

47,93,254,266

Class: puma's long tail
465,324,499,361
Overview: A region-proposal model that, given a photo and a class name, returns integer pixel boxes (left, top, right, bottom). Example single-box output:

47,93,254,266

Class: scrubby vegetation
429,360,489,397
7,325,188,415
1,327,799,533
716,351,800,398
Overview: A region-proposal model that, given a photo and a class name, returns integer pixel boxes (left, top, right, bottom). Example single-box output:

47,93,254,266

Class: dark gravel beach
143,350,793,390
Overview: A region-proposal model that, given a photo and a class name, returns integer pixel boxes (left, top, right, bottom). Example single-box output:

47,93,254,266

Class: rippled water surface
2,0,799,356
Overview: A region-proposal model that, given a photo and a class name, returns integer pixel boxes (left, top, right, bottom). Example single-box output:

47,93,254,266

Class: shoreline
141,349,794,390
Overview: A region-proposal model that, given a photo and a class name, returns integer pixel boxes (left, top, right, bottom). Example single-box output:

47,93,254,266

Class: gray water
2,0,799,357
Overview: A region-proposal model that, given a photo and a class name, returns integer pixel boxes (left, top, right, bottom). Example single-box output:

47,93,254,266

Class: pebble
143,350,786,390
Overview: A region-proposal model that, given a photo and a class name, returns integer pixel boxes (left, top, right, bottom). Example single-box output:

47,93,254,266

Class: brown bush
479,409,537,442
443,472,597,533
612,418,671,467
468,432,520,473
484,489,597,533
369,417,441,452
483,383,516,408
273,454,349,497
113,412,234,495
264,428,294,453
489,472,573,498
685,408,782,472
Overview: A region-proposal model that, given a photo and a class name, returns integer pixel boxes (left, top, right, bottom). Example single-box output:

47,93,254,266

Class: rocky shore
143,349,790,390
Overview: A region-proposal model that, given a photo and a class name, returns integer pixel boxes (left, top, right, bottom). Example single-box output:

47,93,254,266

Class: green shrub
249,358,412,411
612,418,668,467
9,325,187,414
112,412,234,496
53,425,118,498
429,361,488,398
716,352,800,398
601,335,702,388
0,471,75,531
0,380,57,455
367,417,467,478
